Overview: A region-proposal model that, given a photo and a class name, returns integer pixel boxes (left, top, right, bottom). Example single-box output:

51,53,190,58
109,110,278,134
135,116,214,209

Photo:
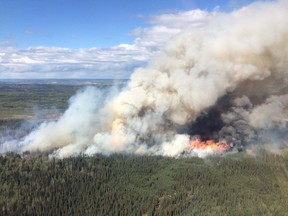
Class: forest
1,152,288,215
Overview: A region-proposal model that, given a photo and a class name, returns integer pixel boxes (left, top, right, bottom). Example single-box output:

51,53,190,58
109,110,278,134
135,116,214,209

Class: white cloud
0,45,151,78
148,9,212,27
133,9,213,51
0,9,213,79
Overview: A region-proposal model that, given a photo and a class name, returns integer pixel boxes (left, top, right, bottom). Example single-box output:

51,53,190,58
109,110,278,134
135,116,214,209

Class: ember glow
190,137,229,154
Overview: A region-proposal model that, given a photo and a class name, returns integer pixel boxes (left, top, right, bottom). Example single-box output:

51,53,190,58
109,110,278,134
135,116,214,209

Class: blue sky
0,0,258,78
0,0,255,49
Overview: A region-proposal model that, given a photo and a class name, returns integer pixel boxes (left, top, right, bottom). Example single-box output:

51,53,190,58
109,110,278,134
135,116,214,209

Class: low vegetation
0,83,79,119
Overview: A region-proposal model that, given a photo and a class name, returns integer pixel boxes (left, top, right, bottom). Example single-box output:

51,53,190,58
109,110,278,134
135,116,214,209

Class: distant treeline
1,152,288,215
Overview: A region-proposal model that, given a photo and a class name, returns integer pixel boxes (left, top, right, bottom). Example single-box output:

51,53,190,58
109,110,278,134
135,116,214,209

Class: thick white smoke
3,0,288,158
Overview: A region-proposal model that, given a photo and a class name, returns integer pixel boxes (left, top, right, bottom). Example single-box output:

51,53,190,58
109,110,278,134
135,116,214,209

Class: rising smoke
2,0,288,158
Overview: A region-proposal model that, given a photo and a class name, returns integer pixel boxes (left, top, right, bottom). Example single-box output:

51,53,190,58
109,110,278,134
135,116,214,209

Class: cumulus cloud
0,9,212,79
0,46,150,79
133,9,213,51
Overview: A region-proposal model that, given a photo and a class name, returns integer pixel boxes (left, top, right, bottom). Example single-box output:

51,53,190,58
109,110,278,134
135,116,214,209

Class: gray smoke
219,96,255,149
1,0,288,158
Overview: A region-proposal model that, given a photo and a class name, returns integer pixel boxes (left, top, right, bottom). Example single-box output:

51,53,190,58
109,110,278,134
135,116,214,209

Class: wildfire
190,137,229,153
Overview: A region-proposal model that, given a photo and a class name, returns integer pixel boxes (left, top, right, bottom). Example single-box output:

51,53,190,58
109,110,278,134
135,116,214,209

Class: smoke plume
2,0,288,158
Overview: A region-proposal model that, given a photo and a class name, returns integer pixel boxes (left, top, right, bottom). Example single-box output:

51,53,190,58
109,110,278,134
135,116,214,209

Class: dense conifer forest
1,152,288,215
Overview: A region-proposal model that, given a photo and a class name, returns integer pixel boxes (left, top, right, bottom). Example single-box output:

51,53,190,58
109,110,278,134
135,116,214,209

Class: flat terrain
1,80,288,215
0,79,125,145
0,80,96,119
0,79,127,119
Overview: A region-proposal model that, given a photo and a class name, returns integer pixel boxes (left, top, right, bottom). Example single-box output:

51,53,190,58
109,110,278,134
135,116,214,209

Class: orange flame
190,137,229,152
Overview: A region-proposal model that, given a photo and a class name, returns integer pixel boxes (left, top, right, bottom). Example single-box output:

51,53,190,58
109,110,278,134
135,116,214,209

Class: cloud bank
0,9,212,79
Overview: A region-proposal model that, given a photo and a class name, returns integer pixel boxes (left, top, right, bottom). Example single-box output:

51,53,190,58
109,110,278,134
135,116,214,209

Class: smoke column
3,0,288,158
